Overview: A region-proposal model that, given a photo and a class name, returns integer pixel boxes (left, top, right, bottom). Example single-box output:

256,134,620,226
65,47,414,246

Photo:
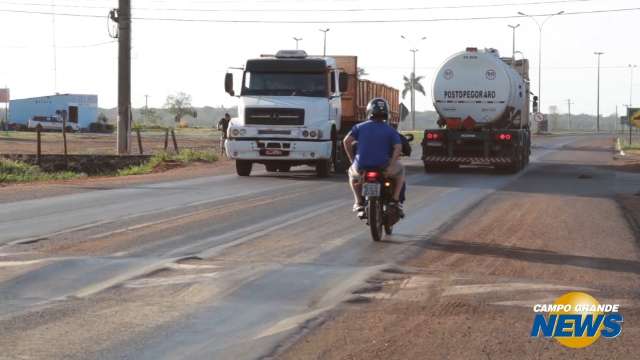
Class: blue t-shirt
350,120,401,169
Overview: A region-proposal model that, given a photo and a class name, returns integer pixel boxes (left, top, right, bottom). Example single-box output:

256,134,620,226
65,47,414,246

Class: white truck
223,50,399,177
422,47,535,173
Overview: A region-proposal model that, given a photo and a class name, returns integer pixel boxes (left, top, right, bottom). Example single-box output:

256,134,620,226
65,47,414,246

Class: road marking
123,272,220,288
442,282,593,296
0,259,46,267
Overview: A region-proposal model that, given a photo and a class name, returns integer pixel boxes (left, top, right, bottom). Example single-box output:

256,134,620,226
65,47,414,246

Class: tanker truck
224,50,399,177
422,47,535,173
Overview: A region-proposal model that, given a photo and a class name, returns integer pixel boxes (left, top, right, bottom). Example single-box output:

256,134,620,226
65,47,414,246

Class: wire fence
0,128,225,156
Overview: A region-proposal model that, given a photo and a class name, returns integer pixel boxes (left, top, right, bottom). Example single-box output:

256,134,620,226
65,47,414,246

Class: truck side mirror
225,73,234,96
339,73,348,92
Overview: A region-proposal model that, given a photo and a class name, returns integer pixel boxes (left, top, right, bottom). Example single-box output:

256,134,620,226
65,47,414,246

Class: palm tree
402,73,426,99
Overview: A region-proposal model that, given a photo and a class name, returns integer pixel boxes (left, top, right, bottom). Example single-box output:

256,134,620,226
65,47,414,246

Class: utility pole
594,51,604,133
293,37,302,50
401,35,426,130
117,0,131,155
518,11,564,112
51,0,58,93
319,29,330,56
507,24,520,60
629,64,637,107
566,99,574,130
144,94,149,123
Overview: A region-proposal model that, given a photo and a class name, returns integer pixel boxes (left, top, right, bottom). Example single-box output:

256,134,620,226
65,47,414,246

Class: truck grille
245,108,305,126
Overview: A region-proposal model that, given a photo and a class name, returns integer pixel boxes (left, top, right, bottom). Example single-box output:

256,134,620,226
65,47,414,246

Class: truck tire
316,159,331,178
506,149,523,173
334,144,349,173
265,163,278,172
236,160,252,176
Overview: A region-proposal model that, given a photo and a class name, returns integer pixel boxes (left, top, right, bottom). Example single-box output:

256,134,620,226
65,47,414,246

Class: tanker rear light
497,133,512,141
466,47,478,53
426,132,441,140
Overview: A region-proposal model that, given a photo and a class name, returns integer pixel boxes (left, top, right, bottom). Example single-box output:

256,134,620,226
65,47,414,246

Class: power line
1,7,638,23
0,0,607,12
0,40,116,49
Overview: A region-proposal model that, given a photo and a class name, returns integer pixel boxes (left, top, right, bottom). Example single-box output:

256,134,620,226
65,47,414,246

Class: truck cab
224,50,348,177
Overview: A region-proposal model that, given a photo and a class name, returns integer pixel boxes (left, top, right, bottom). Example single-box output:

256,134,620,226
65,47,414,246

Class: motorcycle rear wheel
368,198,383,242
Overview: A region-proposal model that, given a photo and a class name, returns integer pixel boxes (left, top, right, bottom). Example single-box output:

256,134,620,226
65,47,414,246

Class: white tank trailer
422,47,535,173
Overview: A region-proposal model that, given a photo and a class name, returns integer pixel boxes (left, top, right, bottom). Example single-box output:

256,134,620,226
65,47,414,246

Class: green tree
165,92,197,123
402,73,426,99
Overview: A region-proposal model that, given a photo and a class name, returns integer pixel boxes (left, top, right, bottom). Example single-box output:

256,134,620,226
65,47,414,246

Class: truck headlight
239,129,247,136
302,130,309,138
231,128,240,137
309,130,317,138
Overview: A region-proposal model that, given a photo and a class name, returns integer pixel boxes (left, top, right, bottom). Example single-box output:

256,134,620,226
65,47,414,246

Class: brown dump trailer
333,56,400,171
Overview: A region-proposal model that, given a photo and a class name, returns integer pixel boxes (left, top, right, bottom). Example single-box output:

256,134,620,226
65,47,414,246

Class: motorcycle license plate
362,183,381,197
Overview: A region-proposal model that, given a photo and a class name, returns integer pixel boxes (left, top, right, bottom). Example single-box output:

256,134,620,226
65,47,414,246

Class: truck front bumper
225,138,332,161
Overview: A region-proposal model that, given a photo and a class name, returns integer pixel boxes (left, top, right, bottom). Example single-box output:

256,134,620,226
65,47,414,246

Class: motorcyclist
343,98,405,218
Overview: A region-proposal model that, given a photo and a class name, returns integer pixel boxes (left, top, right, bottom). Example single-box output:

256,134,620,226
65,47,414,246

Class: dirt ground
280,137,640,360
0,129,222,155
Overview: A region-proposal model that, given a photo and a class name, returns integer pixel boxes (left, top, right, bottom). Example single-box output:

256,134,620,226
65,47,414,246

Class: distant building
9,94,98,130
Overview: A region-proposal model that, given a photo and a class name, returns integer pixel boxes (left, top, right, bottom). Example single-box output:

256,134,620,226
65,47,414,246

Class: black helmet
366,98,389,122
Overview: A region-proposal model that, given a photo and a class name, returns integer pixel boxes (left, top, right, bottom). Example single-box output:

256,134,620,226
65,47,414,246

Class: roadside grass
117,149,218,176
0,159,83,184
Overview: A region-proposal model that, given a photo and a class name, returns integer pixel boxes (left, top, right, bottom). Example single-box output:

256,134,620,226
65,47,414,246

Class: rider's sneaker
389,201,405,218
353,203,367,219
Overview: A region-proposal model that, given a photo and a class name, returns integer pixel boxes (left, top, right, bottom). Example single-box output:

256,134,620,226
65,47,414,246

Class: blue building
9,94,98,130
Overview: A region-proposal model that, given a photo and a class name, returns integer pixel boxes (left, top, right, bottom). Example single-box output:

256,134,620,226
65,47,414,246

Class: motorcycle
360,169,401,241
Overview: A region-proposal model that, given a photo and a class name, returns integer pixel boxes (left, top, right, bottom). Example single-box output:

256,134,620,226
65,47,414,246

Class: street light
629,64,637,106
518,10,564,113
401,35,427,130
594,51,604,133
507,24,520,60
319,28,330,56
293,37,302,50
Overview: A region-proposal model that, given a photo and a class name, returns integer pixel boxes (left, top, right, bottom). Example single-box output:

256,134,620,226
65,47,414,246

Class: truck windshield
242,72,327,97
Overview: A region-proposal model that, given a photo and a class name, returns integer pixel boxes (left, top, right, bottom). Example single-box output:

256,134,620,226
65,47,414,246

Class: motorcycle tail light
365,171,380,181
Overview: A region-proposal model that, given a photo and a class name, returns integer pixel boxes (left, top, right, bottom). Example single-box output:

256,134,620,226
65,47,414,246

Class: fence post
62,117,68,168
36,124,42,166
136,128,143,154
164,128,169,151
171,129,179,154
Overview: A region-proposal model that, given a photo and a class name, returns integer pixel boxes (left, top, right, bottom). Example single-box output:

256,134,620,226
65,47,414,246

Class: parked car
27,115,78,132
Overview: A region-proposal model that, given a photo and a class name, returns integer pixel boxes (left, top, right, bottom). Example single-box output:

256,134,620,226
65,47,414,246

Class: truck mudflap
423,156,513,165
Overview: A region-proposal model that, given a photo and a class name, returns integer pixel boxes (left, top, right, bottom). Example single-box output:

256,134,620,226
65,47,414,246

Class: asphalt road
0,134,633,359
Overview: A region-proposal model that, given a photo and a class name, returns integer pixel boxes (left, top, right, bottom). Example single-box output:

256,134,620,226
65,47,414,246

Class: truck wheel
316,159,331,178
507,150,523,173
334,145,349,173
423,162,441,173
236,160,252,176
265,163,278,172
